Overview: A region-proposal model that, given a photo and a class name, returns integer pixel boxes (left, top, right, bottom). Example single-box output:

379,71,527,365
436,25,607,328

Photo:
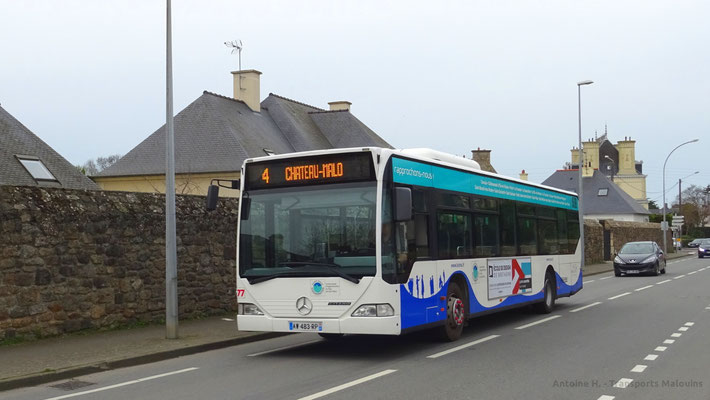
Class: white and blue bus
221,147,582,341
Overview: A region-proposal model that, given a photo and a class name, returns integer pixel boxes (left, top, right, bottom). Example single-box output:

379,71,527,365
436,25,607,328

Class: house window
16,156,57,181
598,188,608,196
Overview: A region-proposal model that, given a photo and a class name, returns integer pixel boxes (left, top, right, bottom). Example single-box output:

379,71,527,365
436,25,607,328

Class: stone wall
604,220,672,256
583,219,671,265
584,219,604,265
0,186,238,340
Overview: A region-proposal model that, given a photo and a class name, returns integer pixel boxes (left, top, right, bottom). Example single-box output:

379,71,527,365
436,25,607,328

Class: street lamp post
577,80,593,270
662,139,699,254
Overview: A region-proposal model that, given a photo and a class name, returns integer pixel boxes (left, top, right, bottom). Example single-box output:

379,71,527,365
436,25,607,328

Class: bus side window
500,200,516,256
437,212,472,258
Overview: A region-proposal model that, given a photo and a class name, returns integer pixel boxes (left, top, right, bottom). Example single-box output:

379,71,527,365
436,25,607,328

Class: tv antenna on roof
224,40,243,70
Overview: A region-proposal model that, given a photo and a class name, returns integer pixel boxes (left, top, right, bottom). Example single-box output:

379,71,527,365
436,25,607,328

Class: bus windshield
239,183,377,282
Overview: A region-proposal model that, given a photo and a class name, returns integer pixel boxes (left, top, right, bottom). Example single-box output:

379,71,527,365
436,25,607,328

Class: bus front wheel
438,282,466,342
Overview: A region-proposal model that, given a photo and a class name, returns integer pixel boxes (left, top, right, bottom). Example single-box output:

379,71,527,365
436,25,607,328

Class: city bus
210,147,582,341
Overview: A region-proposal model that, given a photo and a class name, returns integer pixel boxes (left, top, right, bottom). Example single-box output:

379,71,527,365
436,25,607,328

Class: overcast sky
1,0,708,202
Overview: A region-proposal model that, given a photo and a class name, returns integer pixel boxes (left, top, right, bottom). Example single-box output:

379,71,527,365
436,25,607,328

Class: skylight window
17,156,57,181
598,188,608,196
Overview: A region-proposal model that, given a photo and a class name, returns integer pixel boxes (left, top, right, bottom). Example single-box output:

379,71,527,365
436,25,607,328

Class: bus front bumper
238,315,401,335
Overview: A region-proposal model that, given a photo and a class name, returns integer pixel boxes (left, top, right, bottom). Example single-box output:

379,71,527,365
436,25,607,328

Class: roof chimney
471,148,497,173
328,101,351,111
231,69,262,112
519,169,528,181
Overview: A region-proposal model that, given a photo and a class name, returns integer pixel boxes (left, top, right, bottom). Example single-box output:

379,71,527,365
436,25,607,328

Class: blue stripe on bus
392,157,578,210
399,269,583,330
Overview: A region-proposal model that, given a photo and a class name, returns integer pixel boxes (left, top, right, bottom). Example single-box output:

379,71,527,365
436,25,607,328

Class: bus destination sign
245,152,375,190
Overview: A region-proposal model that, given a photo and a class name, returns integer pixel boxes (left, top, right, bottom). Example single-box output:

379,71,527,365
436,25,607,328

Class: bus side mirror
394,187,412,222
206,185,219,211
241,198,251,220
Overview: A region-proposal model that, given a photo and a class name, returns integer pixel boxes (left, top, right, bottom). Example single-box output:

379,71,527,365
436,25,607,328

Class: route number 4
261,168,269,183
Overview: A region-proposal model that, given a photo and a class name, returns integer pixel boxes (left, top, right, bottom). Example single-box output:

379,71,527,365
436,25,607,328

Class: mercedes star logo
296,297,313,315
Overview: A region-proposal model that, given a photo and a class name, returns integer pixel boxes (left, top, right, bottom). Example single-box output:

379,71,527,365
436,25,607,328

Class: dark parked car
689,238,709,248
698,240,710,258
614,241,666,277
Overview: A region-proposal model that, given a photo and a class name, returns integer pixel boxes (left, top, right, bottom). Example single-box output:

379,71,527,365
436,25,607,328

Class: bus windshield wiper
249,270,306,284
277,262,360,284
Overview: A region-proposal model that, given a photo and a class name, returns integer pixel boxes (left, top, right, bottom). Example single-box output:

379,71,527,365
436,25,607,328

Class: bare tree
677,184,710,230
78,154,122,175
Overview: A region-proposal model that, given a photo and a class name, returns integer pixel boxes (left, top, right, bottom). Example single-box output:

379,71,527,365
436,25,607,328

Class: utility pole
165,0,178,339
678,178,682,236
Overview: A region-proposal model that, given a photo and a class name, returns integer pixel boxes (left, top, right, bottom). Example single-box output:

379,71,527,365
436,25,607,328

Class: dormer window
16,156,57,182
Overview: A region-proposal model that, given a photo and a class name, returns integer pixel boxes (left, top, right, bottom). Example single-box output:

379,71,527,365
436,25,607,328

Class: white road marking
514,315,561,330
221,318,235,321
656,279,671,285
297,369,397,400
674,274,686,279
43,368,199,400
635,285,654,292
655,346,667,352
631,365,647,373
569,302,602,313
671,332,682,337
688,271,698,275
597,396,615,400
599,276,612,281
613,378,634,389
248,340,321,357
685,322,695,326
645,354,659,361
583,280,596,284
664,339,675,344
678,327,689,332
706,307,710,310
608,292,631,300
426,335,500,359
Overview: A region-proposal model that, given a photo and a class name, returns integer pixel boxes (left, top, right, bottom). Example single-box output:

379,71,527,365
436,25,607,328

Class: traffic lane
322,260,710,400
571,256,704,305
1,310,548,400
619,313,710,400
4,297,632,400
4,257,706,400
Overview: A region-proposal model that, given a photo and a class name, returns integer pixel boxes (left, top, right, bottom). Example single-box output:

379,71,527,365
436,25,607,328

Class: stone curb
0,332,288,392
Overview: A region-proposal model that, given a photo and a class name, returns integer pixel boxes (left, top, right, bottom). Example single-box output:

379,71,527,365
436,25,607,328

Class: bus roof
243,147,578,199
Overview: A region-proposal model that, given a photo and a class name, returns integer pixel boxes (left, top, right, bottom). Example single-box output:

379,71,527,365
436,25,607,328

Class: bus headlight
238,303,264,315
352,304,394,317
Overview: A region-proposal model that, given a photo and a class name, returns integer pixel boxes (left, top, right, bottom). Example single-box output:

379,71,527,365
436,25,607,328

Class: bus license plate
289,321,323,332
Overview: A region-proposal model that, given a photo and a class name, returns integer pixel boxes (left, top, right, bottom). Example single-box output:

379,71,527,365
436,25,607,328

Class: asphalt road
4,255,709,400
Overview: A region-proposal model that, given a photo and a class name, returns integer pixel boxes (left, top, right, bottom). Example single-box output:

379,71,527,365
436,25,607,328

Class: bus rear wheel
438,282,466,342
534,274,555,314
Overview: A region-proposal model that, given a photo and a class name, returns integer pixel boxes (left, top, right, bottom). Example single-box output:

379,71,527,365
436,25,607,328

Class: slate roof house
94,70,391,196
543,169,650,222
0,104,98,190
567,129,648,209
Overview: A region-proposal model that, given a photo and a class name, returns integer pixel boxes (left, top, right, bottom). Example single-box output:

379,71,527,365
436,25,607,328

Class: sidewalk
1,250,696,392
0,315,283,391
